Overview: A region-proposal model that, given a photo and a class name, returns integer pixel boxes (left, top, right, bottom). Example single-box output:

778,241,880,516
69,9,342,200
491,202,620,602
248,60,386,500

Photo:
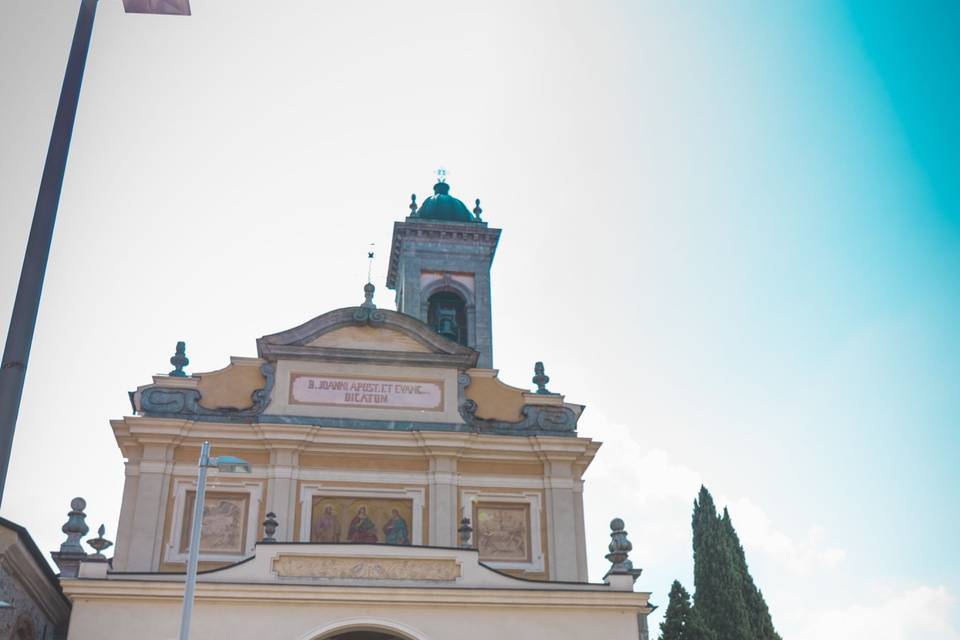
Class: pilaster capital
413,431,475,459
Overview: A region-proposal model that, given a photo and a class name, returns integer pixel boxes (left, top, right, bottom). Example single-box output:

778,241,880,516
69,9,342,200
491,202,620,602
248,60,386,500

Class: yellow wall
307,325,433,352
196,360,267,411
463,370,526,421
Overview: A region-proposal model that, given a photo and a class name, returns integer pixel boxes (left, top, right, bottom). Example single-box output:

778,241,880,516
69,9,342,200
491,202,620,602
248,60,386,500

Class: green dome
413,182,478,222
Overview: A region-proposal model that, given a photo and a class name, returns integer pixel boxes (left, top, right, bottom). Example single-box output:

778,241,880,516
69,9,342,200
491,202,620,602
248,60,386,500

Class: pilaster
473,269,493,368
265,447,299,542
573,479,588,580
110,457,142,571
541,457,581,581
416,433,468,547
125,442,176,571
427,455,459,547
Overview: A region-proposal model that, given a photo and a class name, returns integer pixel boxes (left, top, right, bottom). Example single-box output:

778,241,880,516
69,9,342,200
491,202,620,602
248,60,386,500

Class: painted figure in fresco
382,508,410,545
347,506,378,543
312,504,341,542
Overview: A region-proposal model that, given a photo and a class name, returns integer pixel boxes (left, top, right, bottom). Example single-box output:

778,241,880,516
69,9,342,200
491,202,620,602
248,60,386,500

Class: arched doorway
306,617,426,640
324,632,404,640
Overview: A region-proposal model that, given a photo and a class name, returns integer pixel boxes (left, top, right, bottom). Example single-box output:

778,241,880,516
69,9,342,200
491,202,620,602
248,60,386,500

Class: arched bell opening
426,291,468,346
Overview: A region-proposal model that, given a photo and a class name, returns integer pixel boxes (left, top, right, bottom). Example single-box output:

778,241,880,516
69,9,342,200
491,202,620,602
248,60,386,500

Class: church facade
54,179,652,640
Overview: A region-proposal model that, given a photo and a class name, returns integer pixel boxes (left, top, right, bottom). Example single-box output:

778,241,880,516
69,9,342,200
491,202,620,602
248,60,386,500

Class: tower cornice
386,220,501,290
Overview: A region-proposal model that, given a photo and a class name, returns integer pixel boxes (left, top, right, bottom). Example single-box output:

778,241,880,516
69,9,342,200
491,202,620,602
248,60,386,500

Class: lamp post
179,441,250,640
0,0,191,506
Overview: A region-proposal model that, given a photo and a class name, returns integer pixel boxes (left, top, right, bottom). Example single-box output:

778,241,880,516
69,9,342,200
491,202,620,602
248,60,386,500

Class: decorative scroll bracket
139,362,276,417
457,373,577,436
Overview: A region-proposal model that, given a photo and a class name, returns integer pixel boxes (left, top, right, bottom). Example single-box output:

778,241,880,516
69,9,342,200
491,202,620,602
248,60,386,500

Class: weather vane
367,243,375,283
436,167,447,183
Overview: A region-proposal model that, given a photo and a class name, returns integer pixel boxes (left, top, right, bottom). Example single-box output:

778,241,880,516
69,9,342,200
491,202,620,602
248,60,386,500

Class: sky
1,1,958,639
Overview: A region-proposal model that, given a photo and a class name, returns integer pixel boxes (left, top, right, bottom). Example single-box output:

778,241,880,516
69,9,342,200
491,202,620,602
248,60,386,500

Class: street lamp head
123,0,191,16
211,455,251,474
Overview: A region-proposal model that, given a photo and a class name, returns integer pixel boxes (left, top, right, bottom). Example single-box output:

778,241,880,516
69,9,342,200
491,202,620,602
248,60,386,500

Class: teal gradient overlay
841,0,960,578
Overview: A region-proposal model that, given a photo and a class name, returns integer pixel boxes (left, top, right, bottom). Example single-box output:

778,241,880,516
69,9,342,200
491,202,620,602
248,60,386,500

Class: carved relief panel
181,491,249,555
474,502,531,562
165,480,262,564
460,490,544,573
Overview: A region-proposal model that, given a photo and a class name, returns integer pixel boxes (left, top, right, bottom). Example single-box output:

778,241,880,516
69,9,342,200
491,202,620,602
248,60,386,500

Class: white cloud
796,585,960,640
725,496,846,575
583,420,960,640
585,421,703,504
585,419,845,576
583,423,960,640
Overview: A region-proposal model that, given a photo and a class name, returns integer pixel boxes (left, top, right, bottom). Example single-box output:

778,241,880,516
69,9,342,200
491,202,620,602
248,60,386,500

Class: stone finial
457,516,474,548
361,282,376,309
86,524,113,559
353,282,386,324
60,497,89,554
473,198,483,220
52,497,90,577
169,341,189,377
262,512,278,543
605,517,641,578
532,361,551,394
409,193,418,216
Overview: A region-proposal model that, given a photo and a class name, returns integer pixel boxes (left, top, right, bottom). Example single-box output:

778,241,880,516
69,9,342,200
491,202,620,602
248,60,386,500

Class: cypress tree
720,509,781,640
659,580,714,640
691,486,751,640
684,604,714,640
659,580,692,640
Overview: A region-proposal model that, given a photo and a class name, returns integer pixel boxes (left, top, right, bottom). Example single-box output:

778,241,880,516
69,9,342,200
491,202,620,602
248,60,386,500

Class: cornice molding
61,579,650,610
387,220,502,289
112,419,599,462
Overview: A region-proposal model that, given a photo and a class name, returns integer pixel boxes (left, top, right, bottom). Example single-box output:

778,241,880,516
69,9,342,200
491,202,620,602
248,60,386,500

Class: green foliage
721,508,782,640
684,605,714,640
659,579,715,640
687,486,780,640
659,580,691,640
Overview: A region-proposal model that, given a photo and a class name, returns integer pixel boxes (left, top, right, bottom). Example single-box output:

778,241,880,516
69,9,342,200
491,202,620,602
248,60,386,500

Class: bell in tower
428,291,467,344
435,306,460,342
386,174,500,368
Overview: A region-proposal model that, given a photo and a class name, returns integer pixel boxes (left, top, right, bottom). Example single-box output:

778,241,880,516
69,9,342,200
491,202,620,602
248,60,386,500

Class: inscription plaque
290,374,443,411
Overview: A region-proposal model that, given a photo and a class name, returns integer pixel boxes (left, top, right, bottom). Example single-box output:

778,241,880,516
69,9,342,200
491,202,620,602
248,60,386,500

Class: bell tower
386,176,500,368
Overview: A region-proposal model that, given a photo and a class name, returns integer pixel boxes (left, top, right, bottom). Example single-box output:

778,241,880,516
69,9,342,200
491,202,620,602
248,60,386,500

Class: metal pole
0,0,99,505
179,440,210,640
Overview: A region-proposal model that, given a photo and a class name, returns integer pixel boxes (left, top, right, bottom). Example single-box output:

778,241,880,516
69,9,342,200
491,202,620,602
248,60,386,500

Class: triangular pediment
306,325,432,353
256,306,478,368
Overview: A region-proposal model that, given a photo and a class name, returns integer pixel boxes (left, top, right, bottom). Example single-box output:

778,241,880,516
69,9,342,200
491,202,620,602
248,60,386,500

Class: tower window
427,291,467,345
